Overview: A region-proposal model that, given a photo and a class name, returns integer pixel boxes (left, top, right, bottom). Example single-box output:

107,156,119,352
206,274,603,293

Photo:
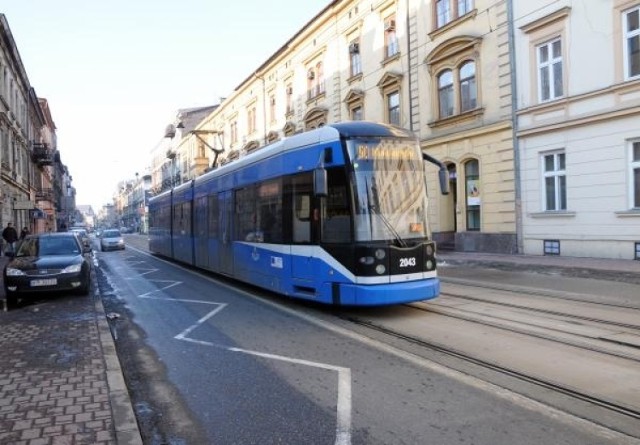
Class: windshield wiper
366,179,408,248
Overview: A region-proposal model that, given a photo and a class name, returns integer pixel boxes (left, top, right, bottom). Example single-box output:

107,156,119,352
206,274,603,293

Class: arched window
459,61,477,112
438,70,454,118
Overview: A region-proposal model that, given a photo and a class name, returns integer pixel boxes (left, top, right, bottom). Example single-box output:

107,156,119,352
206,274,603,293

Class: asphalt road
93,237,638,445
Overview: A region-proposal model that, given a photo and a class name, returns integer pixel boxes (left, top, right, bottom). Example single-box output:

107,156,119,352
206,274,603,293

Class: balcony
35,187,55,202
31,143,54,166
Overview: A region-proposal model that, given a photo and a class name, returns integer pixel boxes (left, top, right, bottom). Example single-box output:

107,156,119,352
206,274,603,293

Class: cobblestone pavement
0,255,141,445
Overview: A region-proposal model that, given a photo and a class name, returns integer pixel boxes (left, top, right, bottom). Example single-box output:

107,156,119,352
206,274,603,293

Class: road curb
94,294,144,445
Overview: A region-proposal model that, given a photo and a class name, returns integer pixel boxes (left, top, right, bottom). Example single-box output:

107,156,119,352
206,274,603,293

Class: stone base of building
434,231,517,254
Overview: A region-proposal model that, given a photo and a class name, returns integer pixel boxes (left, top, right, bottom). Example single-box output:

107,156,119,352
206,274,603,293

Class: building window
438,70,454,118
458,0,473,16
345,89,365,121
285,84,293,115
459,61,477,112
269,95,276,124
387,91,400,125
624,6,640,79
230,121,238,145
465,159,480,230
543,151,566,211
349,39,362,77
436,0,451,28
537,38,563,102
351,106,363,120
316,62,325,96
544,240,561,255
384,15,399,59
307,62,326,100
631,141,640,208
435,0,473,28
247,106,257,134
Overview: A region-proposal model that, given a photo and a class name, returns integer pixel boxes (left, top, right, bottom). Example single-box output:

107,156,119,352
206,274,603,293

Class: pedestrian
20,226,29,239
2,222,18,256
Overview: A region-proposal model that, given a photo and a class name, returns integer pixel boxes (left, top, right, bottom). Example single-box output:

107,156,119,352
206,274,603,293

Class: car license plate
31,278,57,287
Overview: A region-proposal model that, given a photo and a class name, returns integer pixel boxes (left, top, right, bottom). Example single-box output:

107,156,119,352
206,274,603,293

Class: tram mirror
314,167,328,197
438,169,450,195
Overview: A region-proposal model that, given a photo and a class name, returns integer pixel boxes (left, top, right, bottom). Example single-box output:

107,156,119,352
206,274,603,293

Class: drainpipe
405,0,414,132
507,0,523,254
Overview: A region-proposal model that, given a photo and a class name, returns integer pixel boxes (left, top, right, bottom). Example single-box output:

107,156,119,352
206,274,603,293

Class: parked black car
3,232,92,307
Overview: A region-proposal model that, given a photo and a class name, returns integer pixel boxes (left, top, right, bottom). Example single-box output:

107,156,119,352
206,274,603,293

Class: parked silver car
100,229,125,251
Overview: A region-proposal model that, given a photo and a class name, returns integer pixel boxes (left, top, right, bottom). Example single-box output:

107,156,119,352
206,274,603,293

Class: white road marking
136,281,182,298
229,347,352,445
174,303,227,342
120,245,639,445
115,248,354,444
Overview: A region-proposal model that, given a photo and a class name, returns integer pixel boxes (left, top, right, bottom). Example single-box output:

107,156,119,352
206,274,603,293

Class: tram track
342,314,640,422
440,276,640,310
436,290,640,331
408,299,640,363
331,279,640,438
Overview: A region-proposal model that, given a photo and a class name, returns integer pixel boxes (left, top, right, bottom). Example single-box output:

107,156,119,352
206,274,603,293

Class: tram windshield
347,137,430,243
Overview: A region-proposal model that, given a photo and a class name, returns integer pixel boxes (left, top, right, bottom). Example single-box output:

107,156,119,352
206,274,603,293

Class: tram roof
193,121,414,186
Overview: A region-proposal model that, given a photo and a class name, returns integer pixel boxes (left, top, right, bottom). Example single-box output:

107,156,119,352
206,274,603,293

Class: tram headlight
425,244,434,256
375,264,386,275
359,256,375,265
374,249,386,260
425,260,434,270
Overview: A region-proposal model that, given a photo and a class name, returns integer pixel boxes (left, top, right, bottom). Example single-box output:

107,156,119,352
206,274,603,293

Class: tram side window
208,194,219,238
173,202,192,236
235,187,258,241
323,168,351,243
195,196,207,238
257,179,283,243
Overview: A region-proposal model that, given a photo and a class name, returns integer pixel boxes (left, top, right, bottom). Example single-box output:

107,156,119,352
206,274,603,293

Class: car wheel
5,289,18,309
77,275,90,296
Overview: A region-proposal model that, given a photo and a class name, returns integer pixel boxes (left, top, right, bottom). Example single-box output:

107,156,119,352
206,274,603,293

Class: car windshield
16,237,81,257
103,230,121,237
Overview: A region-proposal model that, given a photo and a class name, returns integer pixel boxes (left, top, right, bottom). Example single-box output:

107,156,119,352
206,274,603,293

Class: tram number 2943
399,257,417,268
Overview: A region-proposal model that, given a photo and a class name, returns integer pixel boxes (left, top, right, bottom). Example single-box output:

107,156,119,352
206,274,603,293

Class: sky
2,0,329,211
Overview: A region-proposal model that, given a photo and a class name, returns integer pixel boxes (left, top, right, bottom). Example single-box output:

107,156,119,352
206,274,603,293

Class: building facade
514,0,640,259
168,0,516,253
1,15,77,237
0,14,34,234
134,0,640,259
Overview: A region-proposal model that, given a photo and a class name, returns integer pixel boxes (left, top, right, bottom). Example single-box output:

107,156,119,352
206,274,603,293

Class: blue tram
148,121,449,306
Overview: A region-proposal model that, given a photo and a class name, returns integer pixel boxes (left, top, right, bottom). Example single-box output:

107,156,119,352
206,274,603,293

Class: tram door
291,173,317,287
219,191,234,276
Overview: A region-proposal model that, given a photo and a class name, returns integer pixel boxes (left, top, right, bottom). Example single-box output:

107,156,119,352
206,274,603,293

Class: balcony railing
35,187,55,202
31,143,54,166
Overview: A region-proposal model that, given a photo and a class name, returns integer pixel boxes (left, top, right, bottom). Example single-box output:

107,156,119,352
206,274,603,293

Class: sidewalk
0,255,142,445
437,250,640,284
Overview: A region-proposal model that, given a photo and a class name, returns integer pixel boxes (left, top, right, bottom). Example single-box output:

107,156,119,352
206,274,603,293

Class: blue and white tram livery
148,121,449,306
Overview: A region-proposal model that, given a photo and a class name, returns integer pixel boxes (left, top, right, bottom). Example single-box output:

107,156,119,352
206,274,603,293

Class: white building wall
515,0,640,259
